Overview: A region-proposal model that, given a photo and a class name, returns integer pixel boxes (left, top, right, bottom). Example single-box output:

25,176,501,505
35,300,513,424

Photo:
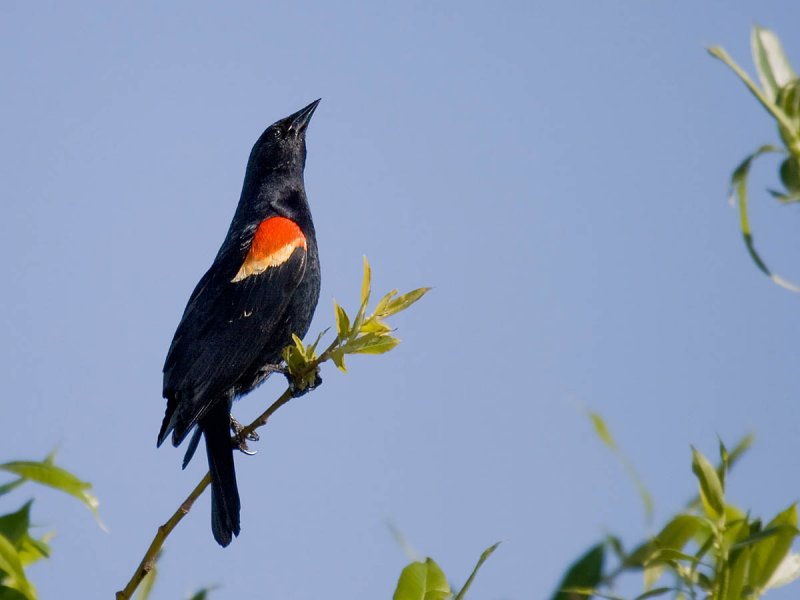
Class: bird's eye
274,127,285,138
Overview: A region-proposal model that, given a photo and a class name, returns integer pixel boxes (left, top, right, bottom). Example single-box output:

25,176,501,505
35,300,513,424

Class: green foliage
551,543,605,600
283,256,430,387
589,413,653,523
186,588,216,600
453,542,500,600
709,26,800,291
392,543,499,600
393,558,451,600
0,454,100,599
553,416,800,599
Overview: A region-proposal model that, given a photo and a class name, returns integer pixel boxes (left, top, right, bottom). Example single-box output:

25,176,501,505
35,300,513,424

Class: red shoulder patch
231,216,307,282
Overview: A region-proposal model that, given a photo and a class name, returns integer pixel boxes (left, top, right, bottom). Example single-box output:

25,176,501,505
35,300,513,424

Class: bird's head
248,99,321,176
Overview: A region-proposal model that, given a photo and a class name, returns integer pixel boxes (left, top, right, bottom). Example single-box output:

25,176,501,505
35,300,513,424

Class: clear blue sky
1,2,799,598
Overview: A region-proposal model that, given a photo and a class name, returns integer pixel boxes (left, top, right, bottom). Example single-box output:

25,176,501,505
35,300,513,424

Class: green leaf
375,288,431,319
0,503,32,547
350,258,372,336
718,438,729,489
306,327,330,357
359,317,393,335
17,534,50,568
633,589,675,600
550,543,605,600
691,447,725,519
0,481,24,498
748,504,798,592
282,344,305,376
386,520,422,563
374,290,399,316
732,524,798,550
0,534,34,600
453,542,499,600
291,333,305,354
751,26,797,102
655,515,708,553
643,563,663,591
393,558,452,600
708,46,799,138
589,413,617,451
692,571,711,592
334,301,351,341
686,434,753,512
0,587,30,600
717,517,752,599
187,589,215,600
361,256,371,309
559,589,623,600
0,459,102,526
779,78,800,114
645,548,708,567
329,348,347,373
780,156,800,194
344,333,401,355
727,434,754,469
727,145,800,292
588,412,653,522
605,535,626,563
767,189,800,203
625,541,656,569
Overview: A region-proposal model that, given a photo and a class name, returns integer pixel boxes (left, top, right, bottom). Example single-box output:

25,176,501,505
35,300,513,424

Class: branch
115,472,210,600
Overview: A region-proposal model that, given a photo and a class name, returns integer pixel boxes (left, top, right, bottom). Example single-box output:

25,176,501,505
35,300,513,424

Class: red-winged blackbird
158,100,322,546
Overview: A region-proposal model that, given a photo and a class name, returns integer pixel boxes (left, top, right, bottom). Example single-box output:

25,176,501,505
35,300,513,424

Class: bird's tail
201,400,241,547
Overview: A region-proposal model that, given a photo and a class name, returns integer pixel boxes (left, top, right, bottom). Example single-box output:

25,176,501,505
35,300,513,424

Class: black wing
160,247,307,445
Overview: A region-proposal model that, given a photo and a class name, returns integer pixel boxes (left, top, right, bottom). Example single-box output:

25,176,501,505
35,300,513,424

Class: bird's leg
230,416,259,455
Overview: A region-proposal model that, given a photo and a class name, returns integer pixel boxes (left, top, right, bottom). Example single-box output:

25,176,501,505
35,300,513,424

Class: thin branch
116,473,211,600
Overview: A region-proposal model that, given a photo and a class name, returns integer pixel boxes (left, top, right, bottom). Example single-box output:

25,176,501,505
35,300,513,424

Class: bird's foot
287,367,322,399
230,416,259,455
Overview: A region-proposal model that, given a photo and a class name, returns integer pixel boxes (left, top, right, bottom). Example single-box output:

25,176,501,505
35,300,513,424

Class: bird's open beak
288,98,321,134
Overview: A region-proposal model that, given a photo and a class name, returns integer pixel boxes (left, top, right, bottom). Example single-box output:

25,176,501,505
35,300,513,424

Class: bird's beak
288,98,321,134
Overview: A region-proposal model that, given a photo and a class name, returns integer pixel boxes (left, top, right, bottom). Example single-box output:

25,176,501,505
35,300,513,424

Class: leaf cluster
282,256,429,390
392,543,500,600
554,416,799,600
709,26,800,291
0,454,100,600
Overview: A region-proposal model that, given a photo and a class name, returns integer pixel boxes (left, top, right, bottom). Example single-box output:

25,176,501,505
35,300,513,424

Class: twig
115,473,210,600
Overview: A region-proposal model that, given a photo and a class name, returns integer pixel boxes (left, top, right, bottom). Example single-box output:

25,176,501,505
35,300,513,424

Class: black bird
158,100,322,546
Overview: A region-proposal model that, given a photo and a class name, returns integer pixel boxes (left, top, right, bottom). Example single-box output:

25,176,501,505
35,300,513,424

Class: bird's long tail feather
201,401,241,547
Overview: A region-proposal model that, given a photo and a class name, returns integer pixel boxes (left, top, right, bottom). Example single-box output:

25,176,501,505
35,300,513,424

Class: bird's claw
230,416,259,455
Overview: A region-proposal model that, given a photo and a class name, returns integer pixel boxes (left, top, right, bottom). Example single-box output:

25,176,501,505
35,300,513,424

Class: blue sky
2,1,800,598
